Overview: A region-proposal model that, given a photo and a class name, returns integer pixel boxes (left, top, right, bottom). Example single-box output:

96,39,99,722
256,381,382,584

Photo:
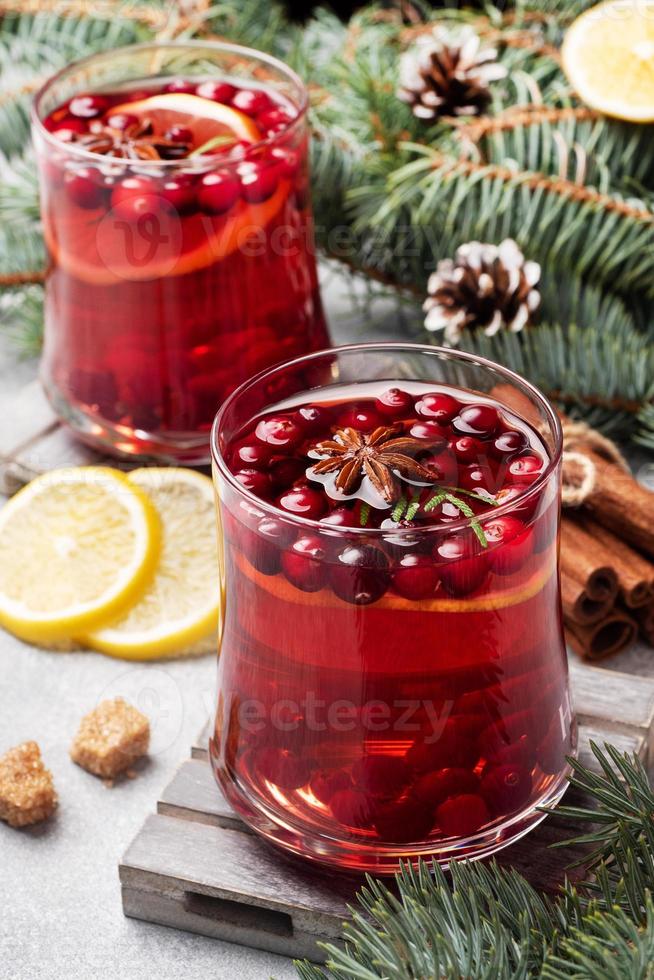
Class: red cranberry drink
211,345,574,873
32,43,328,462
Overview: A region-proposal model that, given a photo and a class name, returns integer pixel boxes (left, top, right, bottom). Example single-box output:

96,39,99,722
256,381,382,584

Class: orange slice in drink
112,92,262,150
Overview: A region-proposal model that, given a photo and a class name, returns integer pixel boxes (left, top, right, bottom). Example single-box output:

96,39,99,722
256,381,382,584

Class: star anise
73,118,192,161
311,425,442,505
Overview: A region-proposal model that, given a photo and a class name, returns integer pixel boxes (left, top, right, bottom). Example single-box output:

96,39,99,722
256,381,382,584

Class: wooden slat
158,758,242,832
570,661,654,757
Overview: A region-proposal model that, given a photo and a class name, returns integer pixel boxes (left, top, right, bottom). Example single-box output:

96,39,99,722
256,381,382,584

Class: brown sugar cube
0,741,58,828
70,698,149,779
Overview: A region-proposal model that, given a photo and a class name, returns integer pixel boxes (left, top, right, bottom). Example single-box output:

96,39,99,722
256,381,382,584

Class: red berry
51,120,87,141
278,486,326,519
281,534,327,592
197,170,240,215
453,404,500,438
64,168,105,209
337,405,382,432
330,544,390,605
164,79,196,94
242,517,294,575
406,722,479,773
256,747,312,790
68,94,109,119
436,794,490,837
419,449,458,486
493,429,528,457
494,483,539,521
231,440,271,469
320,506,358,530
269,456,306,489
295,404,333,433
258,107,293,133
309,768,352,805
233,468,272,498
111,175,160,220
409,420,448,443
450,435,485,464
195,80,237,103
375,387,414,419
160,174,196,214
508,454,544,485
393,553,440,600
351,755,410,799
106,111,138,131
412,768,480,808
330,789,377,829
481,764,532,815
374,798,435,843
270,146,300,177
433,533,489,597
486,734,534,770
239,160,280,203
415,392,460,423
255,415,303,449
459,463,497,495
483,515,534,575
232,88,273,116
165,124,193,144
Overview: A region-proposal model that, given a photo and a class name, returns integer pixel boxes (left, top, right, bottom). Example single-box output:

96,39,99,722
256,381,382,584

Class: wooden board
120,659,651,964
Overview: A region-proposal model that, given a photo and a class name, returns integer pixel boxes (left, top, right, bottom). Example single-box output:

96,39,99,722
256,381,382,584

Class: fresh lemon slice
112,92,262,148
562,1,654,121
0,468,160,644
84,468,220,660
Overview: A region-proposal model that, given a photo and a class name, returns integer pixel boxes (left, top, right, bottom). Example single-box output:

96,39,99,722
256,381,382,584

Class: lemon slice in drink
112,92,262,149
562,1,654,121
84,468,220,660
0,468,160,644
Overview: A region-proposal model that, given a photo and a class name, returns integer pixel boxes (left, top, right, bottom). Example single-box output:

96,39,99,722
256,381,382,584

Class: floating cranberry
164,79,196,94
258,107,293,133
255,415,303,449
160,174,196,214
111,175,160,220
433,533,489,597
233,468,272,498
393,553,440,600
320,506,358,530
406,722,479,773
270,146,300,178
105,111,139,131
453,404,500,438
256,747,312,791
450,435,485,464
415,392,460,423
197,170,240,215
493,429,528,457
486,734,534,770
278,486,326,519
412,768,480,808
195,80,237,103
68,93,110,119
351,755,410,799
483,515,534,575
51,120,87,141
232,88,273,116
309,768,352,805
164,124,193,144
436,794,490,837
419,450,458,486
409,420,448,443
64,168,106,209
269,456,306,489
330,789,377,829
374,387,414,419
281,535,327,592
481,764,532,815
295,404,333,433
330,544,390,605
337,405,382,432
381,519,428,558
459,463,497,495
374,799,435,843
494,483,539,521
508,454,544,485
239,161,280,203
231,440,271,469
242,517,294,575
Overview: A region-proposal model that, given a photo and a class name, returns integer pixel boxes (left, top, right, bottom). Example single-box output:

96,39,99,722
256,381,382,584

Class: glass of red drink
32,42,328,463
210,343,575,874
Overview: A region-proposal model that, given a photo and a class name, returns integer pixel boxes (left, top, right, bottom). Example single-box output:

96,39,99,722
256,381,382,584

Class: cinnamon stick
581,452,654,560
561,571,614,626
566,611,638,661
635,602,654,645
575,516,654,608
560,517,618,602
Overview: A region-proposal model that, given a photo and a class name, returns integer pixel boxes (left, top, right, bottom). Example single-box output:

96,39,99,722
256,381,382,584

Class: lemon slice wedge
562,1,654,122
0,467,160,644
84,468,220,660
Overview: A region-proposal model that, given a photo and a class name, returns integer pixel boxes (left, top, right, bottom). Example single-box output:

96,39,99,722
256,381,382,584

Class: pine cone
423,239,541,346
397,25,507,120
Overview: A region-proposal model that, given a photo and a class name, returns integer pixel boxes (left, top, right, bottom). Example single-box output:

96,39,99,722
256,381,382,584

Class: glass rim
31,38,309,169
210,342,564,539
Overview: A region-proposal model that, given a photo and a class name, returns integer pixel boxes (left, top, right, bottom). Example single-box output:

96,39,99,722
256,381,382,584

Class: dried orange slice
562,1,654,121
